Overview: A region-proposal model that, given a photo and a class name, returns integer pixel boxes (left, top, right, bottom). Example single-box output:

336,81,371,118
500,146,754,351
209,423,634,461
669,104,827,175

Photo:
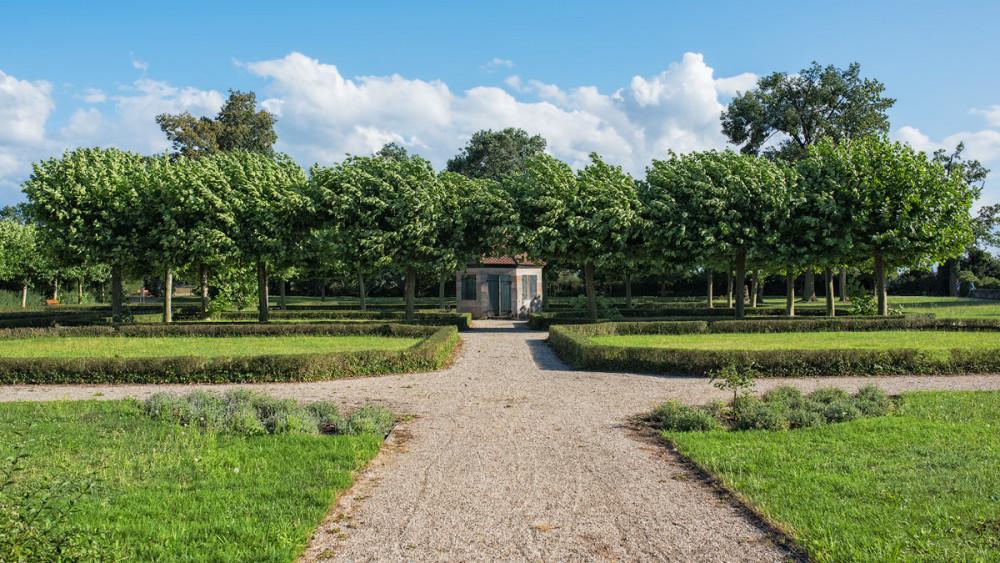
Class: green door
499,275,512,315
487,275,499,316
487,275,513,317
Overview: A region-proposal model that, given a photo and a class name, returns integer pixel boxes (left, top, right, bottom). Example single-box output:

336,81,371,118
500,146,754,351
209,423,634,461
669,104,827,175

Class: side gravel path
4,321,1000,562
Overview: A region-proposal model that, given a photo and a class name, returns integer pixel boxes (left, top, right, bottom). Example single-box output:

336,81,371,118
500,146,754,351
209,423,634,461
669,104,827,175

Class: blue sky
2,0,998,207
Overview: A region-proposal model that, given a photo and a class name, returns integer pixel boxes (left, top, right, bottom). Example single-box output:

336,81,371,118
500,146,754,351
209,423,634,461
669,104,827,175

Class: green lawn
666,391,1000,562
0,400,382,562
591,331,1000,360
0,335,422,358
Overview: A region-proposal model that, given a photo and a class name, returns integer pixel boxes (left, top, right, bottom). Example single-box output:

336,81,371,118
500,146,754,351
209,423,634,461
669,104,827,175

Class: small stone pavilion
456,255,543,319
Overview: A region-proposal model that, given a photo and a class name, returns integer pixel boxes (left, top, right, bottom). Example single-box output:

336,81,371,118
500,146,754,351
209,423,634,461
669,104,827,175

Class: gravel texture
4,320,1000,562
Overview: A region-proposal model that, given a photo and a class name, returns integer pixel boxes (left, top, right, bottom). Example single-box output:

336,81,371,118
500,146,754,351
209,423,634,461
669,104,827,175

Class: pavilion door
487,275,513,316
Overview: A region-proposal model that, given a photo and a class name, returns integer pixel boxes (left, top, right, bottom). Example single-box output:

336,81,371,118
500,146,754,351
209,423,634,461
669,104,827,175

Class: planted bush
142,389,392,437
651,385,896,433
650,401,719,432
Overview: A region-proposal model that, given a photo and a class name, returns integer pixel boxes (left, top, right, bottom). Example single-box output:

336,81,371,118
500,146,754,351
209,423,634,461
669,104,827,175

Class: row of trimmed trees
3,135,976,322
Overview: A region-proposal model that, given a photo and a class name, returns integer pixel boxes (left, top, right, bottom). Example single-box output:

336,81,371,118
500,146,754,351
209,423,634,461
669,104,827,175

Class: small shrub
710,360,759,402
823,401,862,423
145,393,193,424
700,399,729,420
853,385,892,416
185,390,226,426
269,411,319,435
731,396,789,431
787,408,825,428
651,401,719,432
223,403,268,436
306,402,346,431
809,387,851,405
763,385,803,407
345,404,395,436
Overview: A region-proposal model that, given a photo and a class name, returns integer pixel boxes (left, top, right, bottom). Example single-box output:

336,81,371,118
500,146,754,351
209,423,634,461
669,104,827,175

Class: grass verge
664,391,1000,561
0,399,383,562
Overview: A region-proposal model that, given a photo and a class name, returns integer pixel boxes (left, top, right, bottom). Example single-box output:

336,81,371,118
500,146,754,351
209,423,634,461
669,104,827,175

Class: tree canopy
156,90,277,160
446,128,547,181
722,62,895,161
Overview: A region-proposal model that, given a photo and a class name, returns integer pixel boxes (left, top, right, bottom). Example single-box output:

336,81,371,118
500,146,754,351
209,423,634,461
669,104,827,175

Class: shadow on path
527,338,573,371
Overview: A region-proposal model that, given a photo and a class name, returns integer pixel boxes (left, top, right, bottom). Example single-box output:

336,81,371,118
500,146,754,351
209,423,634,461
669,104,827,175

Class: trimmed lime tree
22,148,151,320
0,219,39,307
807,138,976,315
216,152,309,322
316,155,447,322
510,153,642,320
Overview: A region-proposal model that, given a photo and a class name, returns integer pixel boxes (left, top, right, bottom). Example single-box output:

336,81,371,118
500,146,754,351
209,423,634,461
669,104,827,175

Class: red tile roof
471,254,543,267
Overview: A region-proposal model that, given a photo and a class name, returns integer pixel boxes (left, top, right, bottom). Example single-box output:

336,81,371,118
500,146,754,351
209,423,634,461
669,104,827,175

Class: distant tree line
0,63,992,322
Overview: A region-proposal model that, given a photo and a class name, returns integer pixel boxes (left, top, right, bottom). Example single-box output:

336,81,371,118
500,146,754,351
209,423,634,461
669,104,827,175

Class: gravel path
4,321,1000,562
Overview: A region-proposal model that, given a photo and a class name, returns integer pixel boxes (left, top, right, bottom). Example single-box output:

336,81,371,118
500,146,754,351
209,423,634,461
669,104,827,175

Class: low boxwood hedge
549,318,1000,377
206,310,472,330
0,323,460,384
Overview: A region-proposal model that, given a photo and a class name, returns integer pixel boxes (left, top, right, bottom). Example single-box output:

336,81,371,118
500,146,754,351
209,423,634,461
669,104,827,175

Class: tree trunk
803,270,816,302
21,283,28,308
404,267,416,322
706,270,714,308
824,268,835,317
100,281,106,304
279,278,287,310
257,262,269,323
541,269,549,311
320,279,327,302
439,277,447,311
735,251,746,318
757,279,765,304
163,269,173,323
726,268,734,309
625,273,633,309
52,276,59,302
785,271,795,317
358,273,367,311
200,263,209,314
874,253,888,316
750,270,760,308
947,258,959,297
584,261,598,320
839,267,848,302
111,265,123,321
77,278,84,305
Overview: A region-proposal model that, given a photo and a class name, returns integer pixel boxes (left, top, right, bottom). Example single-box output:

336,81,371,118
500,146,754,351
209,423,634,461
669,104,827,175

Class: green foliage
142,390,389,438
710,360,759,402
721,61,894,161
445,127,547,181
568,295,622,319
156,89,277,159
650,401,719,432
511,153,642,319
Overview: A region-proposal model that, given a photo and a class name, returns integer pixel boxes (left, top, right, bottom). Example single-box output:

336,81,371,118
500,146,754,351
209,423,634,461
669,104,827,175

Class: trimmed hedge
206,310,472,330
528,311,938,330
549,319,1000,377
0,323,460,384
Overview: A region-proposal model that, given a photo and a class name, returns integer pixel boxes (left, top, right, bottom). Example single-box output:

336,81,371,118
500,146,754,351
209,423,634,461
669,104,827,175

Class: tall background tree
447,128,547,181
722,61,895,300
156,89,277,160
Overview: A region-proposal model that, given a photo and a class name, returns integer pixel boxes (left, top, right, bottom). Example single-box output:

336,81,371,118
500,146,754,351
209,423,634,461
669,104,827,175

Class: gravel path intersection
5,320,1000,562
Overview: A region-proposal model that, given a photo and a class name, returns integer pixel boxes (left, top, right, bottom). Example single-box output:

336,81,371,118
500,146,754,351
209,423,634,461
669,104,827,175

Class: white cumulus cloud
0,70,54,144
244,51,749,174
